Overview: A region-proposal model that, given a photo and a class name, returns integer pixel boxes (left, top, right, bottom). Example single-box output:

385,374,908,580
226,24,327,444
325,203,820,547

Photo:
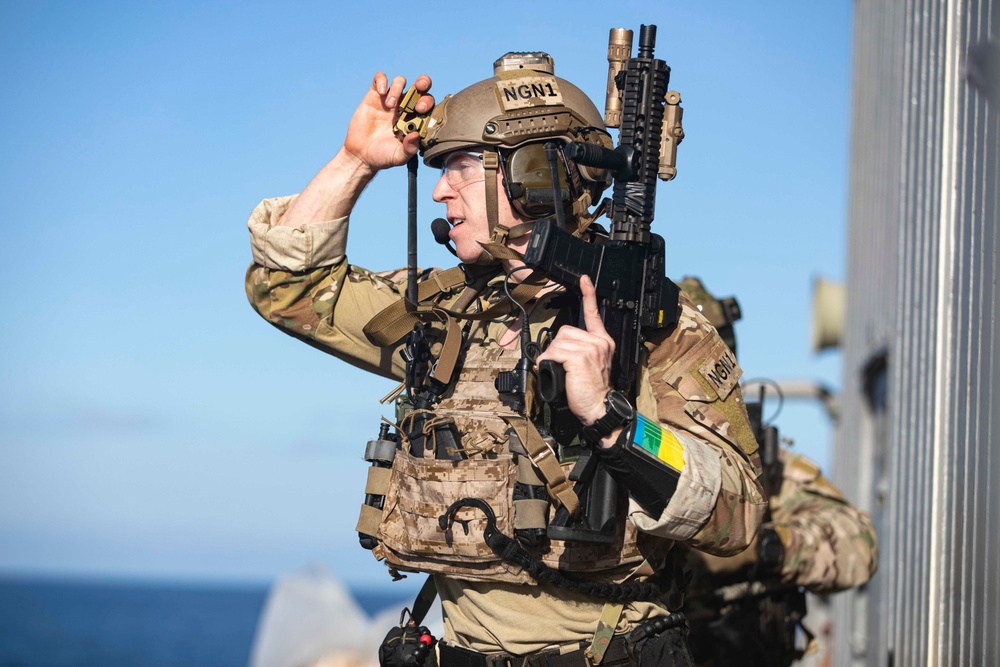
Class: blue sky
1,1,851,588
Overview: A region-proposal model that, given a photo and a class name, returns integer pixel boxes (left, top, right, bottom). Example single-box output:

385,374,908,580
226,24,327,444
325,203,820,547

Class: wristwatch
581,390,636,444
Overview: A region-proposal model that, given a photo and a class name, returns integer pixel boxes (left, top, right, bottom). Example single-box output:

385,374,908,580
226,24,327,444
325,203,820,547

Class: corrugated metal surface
833,0,902,662
833,0,999,665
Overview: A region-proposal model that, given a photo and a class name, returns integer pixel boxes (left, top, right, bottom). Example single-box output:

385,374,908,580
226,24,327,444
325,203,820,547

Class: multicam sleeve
244,196,411,380
629,295,766,556
769,451,879,593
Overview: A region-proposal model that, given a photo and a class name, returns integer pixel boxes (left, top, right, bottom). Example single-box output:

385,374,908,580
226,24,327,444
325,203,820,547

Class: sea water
0,576,404,667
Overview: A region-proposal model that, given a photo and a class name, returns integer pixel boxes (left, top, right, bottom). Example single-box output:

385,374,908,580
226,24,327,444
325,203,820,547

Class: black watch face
607,391,636,421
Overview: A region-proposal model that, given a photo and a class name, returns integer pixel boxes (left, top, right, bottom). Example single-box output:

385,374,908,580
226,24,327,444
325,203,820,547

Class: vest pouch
378,448,516,574
403,410,464,460
358,423,399,550
372,342,669,584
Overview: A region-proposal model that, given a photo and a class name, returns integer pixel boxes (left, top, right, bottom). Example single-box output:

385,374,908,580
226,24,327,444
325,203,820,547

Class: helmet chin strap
470,147,517,266
466,148,504,266
483,149,501,237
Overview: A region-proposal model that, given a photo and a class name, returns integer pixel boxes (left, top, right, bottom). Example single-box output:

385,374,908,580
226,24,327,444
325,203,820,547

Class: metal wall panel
833,0,999,664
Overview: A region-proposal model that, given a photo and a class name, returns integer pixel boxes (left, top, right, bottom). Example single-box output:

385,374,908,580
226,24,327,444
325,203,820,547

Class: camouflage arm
244,195,412,380
630,297,766,556
770,452,879,593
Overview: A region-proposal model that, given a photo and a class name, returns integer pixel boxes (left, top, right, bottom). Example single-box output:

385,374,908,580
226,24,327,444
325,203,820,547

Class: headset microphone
431,218,458,256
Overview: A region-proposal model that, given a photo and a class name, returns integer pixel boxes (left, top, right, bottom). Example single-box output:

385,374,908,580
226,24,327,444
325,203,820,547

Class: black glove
378,624,437,667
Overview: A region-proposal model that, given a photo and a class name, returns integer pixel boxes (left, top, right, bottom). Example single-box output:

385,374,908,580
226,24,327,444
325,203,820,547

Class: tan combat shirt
245,195,766,654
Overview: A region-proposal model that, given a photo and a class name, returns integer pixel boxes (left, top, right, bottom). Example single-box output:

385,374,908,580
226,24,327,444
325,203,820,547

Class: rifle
685,575,807,667
522,24,684,543
745,383,784,507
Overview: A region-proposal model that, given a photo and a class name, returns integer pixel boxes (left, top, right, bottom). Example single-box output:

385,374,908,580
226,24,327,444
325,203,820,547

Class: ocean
0,576,406,667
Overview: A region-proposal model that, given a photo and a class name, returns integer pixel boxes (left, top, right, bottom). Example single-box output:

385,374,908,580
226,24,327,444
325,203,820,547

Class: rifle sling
431,316,463,386
364,267,550,339
505,416,580,518
363,266,467,347
403,575,437,628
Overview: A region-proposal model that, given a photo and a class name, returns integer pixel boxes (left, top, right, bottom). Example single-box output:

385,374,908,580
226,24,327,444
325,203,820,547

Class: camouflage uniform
675,276,878,666
685,448,878,593
759,450,877,593
245,197,767,655
683,449,878,666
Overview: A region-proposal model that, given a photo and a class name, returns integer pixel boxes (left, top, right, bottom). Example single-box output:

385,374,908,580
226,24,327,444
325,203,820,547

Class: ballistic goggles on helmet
440,150,485,189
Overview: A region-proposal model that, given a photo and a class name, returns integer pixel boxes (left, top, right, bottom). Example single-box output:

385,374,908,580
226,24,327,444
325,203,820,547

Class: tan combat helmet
678,276,742,356
421,52,614,262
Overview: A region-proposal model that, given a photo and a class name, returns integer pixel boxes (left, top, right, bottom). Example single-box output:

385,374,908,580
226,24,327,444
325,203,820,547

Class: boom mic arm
431,217,458,256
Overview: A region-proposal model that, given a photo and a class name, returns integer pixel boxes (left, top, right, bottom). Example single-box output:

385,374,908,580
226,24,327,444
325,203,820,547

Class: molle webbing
355,464,393,537
367,341,655,584
363,266,543,390
502,350,581,518
362,266,573,517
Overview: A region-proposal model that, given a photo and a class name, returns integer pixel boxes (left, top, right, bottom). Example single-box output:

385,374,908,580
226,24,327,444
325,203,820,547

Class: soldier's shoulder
647,293,721,364
651,296,739,394
778,450,847,503
781,450,822,483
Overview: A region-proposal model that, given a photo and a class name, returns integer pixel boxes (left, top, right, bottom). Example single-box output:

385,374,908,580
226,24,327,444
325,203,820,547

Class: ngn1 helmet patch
496,76,564,110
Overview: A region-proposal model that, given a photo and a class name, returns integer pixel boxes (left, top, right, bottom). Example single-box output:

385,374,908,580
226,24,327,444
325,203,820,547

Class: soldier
245,49,766,667
675,277,879,667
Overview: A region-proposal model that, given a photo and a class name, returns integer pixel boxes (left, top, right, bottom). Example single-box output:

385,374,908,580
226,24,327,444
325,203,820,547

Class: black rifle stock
523,24,682,543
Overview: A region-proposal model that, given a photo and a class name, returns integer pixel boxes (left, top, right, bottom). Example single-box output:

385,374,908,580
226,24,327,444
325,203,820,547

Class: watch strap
581,390,634,444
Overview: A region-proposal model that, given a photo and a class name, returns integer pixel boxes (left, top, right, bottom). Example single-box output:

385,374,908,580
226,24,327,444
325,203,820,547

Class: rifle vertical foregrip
565,142,635,180
537,360,566,404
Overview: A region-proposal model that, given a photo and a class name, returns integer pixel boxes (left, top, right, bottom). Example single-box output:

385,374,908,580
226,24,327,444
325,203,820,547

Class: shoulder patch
495,75,563,111
698,341,742,399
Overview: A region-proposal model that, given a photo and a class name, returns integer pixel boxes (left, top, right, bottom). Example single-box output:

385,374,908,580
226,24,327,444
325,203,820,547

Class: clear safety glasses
441,151,485,188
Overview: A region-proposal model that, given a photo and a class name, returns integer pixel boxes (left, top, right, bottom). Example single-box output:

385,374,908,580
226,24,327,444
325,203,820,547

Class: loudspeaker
811,278,845,352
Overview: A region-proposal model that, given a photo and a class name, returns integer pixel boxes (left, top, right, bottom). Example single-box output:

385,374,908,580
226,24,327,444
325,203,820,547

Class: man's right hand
279,72,433,228
343,73,434,174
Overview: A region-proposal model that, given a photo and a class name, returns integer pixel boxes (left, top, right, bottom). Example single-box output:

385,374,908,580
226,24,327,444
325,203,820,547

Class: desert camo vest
369,340,667,584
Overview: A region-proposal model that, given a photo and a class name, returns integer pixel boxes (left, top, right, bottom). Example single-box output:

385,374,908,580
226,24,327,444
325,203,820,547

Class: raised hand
342,73,434,173
280,73,434,227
